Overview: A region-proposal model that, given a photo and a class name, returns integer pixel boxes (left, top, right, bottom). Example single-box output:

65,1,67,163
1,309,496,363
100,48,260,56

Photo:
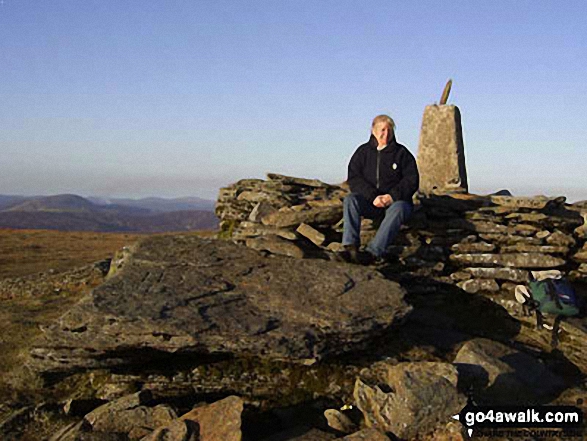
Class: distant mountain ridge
7,194,103,212
88,196,215,212
0,194,218,233
0,195,29,211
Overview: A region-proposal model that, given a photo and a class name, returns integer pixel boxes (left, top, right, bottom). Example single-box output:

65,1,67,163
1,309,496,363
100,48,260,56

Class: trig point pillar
417,104,468,194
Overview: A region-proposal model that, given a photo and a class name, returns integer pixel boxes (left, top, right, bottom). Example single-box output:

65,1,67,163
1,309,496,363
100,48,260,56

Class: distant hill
0,195,29,211
5,194,152,216
6,194,99,212
0,194,218,233
87,196,216,212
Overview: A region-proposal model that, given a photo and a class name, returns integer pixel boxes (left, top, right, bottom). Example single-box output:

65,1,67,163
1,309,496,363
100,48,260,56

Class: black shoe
332,251,349,263
344,245,360,264
354,250,372,265
360,251,387,266
338,246,383,266
372,256,387,266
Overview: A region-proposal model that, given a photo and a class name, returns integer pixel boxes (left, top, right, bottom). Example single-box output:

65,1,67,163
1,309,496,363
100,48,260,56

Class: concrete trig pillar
417,104,468,194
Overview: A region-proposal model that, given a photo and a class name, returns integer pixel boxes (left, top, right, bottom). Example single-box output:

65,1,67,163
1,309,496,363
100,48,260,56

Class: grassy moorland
0,229,143,408
0,228,142,280
0,228,218,280
0,228,215,419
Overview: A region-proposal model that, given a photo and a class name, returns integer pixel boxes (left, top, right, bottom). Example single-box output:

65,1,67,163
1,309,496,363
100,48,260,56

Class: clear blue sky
1,1,586,200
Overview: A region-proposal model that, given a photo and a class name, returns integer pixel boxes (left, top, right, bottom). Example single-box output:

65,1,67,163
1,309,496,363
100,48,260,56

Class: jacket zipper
376,150,380,190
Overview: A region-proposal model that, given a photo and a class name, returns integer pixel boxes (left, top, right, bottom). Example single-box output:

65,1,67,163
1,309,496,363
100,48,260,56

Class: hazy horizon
2,1,586,202
2,183,586,205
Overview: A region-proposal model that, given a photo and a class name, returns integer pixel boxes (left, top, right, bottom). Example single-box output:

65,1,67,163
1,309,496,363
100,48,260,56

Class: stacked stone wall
216,173,587,293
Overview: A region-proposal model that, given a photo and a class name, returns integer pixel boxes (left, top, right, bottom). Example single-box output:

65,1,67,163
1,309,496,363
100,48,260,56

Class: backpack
514,272,580,348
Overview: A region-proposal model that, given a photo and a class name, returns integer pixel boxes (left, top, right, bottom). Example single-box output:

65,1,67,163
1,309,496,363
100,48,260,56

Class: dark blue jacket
347,135,419,204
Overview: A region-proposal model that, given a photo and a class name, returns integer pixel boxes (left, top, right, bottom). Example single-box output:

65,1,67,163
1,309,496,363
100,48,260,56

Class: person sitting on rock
341,114,419,264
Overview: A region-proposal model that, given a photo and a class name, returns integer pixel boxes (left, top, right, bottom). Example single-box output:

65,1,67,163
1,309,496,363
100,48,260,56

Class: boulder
323,409,357,434
297,223,326,246
359,361,460,388
30,236,411,374
178,396,242,441
245,235,305,258
353,362,465,439
79,392,177,439
142,396,242,441
454,339,565,404
84,391,152,426
326,242,345,253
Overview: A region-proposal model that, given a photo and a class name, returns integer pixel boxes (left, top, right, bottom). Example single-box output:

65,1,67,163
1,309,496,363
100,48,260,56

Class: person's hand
373,194,393,208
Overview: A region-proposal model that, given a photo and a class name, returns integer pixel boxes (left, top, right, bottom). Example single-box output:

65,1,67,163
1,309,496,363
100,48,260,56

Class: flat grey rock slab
30,236,410,375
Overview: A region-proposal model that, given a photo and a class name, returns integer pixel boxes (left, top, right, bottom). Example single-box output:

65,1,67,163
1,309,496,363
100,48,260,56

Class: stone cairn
216,173,587,294
216,97,586,293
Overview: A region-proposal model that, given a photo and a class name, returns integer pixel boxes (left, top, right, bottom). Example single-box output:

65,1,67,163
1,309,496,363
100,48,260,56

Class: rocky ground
2,176,587,440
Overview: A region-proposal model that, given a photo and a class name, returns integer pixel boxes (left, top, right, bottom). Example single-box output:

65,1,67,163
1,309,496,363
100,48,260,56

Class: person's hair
371,114,396,131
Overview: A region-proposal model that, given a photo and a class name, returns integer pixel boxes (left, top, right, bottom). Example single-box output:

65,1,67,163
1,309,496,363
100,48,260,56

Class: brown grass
0,228,216,416
0,228,143,280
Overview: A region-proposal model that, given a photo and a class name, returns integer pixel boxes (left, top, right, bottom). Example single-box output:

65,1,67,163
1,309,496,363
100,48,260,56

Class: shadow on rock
372,269,521,354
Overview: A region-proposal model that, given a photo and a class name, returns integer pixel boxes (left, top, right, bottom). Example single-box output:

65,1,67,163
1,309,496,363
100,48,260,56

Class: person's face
372,122,393,146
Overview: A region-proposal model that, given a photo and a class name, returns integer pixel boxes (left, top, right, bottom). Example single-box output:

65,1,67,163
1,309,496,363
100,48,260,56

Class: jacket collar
368,134,397,150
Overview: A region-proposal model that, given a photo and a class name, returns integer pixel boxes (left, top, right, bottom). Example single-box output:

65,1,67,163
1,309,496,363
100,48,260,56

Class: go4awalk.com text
453,405,584,438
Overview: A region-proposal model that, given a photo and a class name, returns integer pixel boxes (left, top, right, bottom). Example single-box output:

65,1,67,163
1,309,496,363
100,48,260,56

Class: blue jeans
342,193,413,258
